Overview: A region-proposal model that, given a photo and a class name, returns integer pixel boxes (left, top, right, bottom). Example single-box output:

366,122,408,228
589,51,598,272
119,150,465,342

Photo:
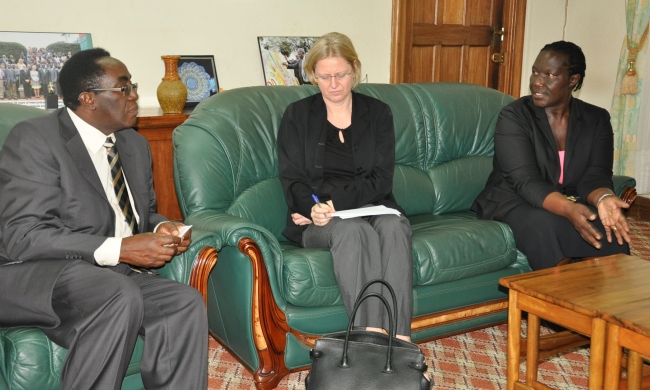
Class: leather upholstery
173,83,636,375
0,103,220,390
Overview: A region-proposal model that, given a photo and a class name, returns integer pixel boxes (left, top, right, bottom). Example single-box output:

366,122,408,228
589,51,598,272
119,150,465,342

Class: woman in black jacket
277,32,413,341
472,41,630,270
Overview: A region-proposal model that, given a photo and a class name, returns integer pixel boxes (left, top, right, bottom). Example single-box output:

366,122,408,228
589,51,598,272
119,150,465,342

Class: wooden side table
502,277,607,390
602,294,650,390
500,254,649,390
134,107,193,221
604,322,650,390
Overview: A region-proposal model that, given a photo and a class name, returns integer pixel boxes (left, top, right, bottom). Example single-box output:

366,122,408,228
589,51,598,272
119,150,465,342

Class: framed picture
0,31,92,109
257,36,318,86
177,55,219,107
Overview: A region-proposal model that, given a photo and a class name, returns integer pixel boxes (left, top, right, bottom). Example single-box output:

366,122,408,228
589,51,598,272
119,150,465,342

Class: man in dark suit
283,48,309,85
39,62,51,94
4,64,18,99
0,48,208,389
49,62,60,96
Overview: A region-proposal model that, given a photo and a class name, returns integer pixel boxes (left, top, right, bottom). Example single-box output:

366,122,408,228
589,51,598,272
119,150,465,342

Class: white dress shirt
67,108,141,266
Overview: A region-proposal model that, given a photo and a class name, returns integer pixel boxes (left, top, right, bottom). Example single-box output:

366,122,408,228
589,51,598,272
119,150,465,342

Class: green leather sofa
0,103,220,390
173,82,636,390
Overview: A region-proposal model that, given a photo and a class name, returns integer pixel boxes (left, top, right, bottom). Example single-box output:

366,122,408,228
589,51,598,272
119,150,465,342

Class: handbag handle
342,292,394,373
354,279,398,338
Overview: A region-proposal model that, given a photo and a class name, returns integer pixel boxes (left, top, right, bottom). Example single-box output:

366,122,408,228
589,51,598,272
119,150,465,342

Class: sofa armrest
158,230,221,305
613,175,637,206
184,210,288,309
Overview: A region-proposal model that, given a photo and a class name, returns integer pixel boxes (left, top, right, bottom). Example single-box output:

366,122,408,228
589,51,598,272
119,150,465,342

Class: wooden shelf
134,107,193,221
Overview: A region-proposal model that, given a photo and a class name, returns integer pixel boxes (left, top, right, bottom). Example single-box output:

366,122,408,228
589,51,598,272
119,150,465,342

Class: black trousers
502,202,630,270
302,214,413,336
44,261,208,390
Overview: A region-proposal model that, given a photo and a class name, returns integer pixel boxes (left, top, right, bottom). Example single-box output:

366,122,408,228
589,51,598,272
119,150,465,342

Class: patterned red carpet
207,217,650,389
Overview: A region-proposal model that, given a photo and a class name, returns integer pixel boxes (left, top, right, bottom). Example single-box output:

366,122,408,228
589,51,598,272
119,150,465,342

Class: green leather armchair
173,83,636,389
0,103,220,390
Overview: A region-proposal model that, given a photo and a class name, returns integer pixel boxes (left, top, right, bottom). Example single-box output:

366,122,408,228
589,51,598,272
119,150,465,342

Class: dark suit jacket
0,108,165,327
277,91,403,243
472,96,614,221
39,67,50,87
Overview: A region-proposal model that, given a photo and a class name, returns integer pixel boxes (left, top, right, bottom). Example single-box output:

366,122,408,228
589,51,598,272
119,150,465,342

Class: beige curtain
610,0,650,183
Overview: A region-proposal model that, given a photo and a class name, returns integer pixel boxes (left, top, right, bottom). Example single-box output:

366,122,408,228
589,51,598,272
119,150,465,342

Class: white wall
4,0,625,110
3,0,393,107
521,0,626,110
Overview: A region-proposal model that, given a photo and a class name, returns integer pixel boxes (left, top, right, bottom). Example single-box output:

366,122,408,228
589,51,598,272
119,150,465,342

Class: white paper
164,225,192,246
177,225,192,237
331,206,401,219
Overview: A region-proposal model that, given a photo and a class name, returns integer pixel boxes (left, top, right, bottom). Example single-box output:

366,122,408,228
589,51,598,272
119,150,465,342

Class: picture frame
0,31,93,109
257,36,318,86
177,55,219,107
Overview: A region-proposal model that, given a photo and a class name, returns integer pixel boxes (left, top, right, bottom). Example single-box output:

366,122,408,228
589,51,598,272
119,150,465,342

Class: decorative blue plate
178,62,212,101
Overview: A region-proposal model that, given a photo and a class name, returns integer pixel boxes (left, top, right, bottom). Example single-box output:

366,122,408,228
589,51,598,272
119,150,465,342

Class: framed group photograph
257,36,318,86
0,31,92,109
177,55,219,107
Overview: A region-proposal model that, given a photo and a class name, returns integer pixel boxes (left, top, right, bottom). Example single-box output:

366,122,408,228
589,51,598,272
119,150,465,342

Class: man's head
60,48,139,135
60,48,111,109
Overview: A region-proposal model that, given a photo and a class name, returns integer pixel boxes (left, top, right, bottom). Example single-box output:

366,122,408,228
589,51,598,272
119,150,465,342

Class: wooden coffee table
500,254,649,390
603,295,650,389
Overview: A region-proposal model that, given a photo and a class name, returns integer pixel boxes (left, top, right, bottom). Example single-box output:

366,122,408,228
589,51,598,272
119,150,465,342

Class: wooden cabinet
134,107,193,221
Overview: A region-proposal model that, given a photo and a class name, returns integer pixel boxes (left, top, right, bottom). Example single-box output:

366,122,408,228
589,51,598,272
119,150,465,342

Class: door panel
391,0,526,97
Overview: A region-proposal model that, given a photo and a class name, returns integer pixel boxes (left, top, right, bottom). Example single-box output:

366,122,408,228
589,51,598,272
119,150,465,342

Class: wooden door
391,0,527,97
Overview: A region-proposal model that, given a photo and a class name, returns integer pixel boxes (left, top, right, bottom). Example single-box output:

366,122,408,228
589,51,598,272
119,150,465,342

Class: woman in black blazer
277,32,413,342
472,41,630,270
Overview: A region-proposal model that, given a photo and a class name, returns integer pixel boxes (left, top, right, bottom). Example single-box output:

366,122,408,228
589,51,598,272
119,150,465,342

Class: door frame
390,0,527,97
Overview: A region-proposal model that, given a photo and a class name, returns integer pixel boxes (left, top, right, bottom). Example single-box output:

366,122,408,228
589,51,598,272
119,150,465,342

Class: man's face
88,58,139,134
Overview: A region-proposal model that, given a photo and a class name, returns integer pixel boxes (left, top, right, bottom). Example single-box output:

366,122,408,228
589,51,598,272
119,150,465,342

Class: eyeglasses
314,72,352,83
91,83,138,97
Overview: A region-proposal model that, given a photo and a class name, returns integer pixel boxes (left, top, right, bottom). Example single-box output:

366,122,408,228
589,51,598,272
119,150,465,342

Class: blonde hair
303,32,361,88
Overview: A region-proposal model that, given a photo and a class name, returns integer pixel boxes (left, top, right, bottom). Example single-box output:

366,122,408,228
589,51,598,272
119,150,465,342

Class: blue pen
312,194,331,209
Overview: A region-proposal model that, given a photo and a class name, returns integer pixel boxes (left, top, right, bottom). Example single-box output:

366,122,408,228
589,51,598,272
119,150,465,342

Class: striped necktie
105,137,156,274
104,137,139,235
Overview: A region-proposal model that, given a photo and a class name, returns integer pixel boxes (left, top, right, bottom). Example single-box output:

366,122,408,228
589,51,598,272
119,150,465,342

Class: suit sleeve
493,104,557,208
0,121,106,263
277,103,315,218
329,104,396,211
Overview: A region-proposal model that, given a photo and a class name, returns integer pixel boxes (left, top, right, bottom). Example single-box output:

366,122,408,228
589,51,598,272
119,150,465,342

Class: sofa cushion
281,212,518,307
409,212,518,285
0,328,64,390
282,244,342,307
0,104,47,146
0,327,145,390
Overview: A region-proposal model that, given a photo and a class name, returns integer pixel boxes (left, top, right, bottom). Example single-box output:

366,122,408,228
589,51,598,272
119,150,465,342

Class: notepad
331,206,401,219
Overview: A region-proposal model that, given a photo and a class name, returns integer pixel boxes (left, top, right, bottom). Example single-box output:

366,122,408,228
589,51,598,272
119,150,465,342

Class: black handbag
305,279,431,389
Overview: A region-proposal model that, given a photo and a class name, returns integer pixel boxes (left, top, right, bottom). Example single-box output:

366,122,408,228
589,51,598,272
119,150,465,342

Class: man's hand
119,222,192,269
119,232,181,268
156,221,192,254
